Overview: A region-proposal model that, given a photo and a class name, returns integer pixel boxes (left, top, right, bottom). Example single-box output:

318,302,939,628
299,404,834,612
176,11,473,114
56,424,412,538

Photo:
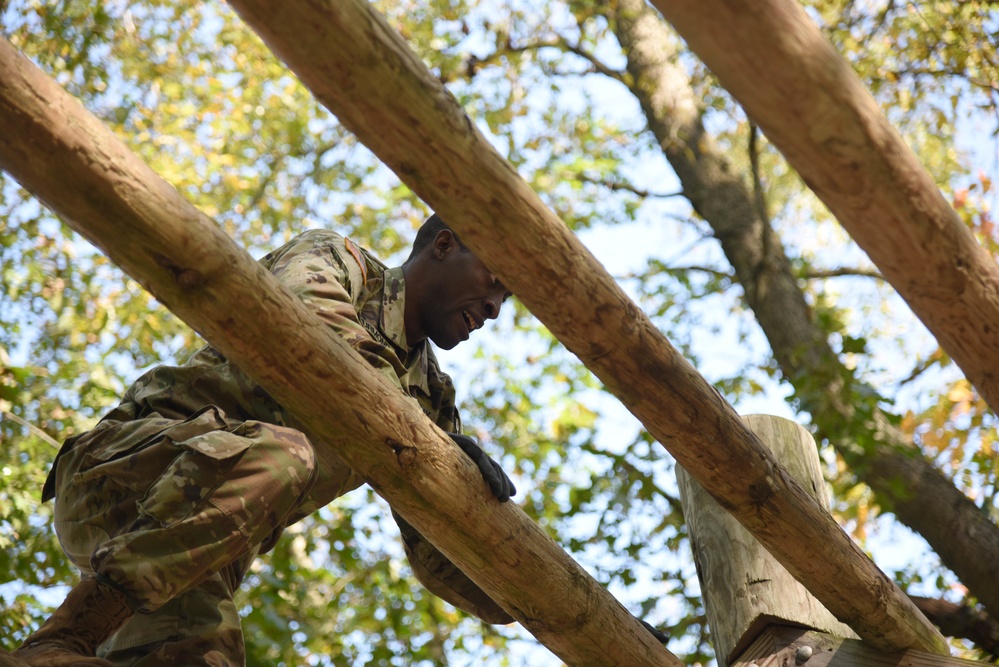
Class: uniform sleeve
268,239,407,393
426,352,462,433
269,238,508,620
393,510,514,625
396,355,513,620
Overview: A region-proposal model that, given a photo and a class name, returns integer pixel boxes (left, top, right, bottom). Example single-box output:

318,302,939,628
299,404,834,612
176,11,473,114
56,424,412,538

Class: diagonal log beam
648,0,999,416
610,0,999,626
219,0,947,654
0,38,674,666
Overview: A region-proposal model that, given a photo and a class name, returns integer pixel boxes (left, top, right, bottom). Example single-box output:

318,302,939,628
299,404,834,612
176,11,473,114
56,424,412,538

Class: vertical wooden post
677,415,859,666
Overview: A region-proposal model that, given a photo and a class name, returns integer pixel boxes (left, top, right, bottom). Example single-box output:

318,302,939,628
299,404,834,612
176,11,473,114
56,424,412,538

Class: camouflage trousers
51,404,318,665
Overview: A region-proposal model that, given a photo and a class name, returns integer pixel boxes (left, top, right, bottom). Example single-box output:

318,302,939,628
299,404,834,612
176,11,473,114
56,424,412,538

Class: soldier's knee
293,437,317,480
237,421,316,479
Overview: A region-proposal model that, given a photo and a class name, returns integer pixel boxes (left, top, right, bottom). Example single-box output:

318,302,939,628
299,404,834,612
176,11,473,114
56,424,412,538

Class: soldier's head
403,213,511,350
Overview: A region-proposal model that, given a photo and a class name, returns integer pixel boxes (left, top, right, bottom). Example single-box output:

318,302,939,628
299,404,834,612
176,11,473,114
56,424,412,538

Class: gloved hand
640,619,669,644
448,433,516,503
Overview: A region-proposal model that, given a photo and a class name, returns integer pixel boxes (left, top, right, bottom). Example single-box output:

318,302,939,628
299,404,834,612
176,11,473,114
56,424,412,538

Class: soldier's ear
433,230,457,260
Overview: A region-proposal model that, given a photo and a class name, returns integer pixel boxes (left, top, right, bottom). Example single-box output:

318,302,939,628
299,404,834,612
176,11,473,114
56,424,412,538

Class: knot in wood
748,477,775,506
176,268,203,289
397,447,417,468
386,437,417,469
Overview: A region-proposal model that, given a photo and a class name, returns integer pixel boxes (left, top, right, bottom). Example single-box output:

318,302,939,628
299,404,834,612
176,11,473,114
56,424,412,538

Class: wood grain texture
0,37,677,666
219,0,946,654
0,650,27,666
649,0,999,427
733,626,982,667
614,0,999,629
677,416,858,666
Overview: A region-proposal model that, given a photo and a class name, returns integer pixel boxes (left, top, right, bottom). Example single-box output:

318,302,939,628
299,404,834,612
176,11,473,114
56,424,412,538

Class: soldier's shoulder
292,230,388,272
290,228,347,248
353,241,388,273
261,229,344,267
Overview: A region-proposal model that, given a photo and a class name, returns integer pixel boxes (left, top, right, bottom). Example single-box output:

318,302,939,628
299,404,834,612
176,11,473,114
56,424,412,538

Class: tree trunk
130,0,944,652
609,0,999,625
910,597,999,658
0,0,945,652
649,0,999,419
0,37,675,667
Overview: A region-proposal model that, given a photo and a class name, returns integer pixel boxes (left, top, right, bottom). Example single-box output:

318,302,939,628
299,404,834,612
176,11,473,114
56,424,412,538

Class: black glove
640,619,669,644
448,433,516,503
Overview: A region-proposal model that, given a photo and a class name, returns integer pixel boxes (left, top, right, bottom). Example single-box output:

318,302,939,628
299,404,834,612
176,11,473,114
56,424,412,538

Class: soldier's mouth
462,310,480,333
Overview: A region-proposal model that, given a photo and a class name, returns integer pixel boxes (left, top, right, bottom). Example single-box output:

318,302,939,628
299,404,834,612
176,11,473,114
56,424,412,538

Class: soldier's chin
430,332,462,350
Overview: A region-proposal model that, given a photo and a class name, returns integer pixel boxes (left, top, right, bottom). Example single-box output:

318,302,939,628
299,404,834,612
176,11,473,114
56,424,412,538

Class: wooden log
0,650,28,666
219,0,947,654
647,0,999,424
0,37,676,667
617,0,999,633
733,625,978,667
677,415,858,666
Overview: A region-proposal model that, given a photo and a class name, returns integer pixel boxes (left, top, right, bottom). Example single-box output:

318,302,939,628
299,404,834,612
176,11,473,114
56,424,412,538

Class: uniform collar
380,266,432,396
380,266,409,351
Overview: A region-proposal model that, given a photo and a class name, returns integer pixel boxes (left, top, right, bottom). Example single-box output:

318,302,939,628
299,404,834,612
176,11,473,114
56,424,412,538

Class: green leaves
2,0,997,661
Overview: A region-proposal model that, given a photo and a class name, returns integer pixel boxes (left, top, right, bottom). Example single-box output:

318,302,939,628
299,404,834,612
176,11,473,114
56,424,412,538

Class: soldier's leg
18,413,316,665
99,570,245,667
90,418,317,611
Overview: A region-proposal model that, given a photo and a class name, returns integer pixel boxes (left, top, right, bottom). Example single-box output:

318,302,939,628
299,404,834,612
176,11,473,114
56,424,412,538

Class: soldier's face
421,234,510,350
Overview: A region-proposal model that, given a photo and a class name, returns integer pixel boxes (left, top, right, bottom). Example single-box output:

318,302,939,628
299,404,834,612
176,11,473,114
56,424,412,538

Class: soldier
15,213,518,666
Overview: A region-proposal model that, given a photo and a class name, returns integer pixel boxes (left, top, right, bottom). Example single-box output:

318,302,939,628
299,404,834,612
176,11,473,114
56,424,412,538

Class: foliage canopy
1,0,997,664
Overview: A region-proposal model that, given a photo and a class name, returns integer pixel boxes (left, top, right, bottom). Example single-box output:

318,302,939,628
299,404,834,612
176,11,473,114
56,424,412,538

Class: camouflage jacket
72,229,510,624
103,229,462,503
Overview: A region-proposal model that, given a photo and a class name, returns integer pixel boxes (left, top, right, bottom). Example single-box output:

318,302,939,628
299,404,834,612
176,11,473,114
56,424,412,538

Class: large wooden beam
219,0,947,654
0,38,676,666
677,415,858,666
733,625,979,667
647,0,999,416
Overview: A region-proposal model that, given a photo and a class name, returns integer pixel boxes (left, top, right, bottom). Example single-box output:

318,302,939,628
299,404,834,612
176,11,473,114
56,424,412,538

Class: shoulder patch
343,237,368,286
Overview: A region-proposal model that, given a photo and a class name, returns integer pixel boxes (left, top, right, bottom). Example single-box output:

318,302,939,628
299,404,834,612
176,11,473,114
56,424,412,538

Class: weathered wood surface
734,625,979,667
0,650,26,666
220,0,946,654
0,37,677,667
623,0,999,633
648,1,999,422
677,415,858,666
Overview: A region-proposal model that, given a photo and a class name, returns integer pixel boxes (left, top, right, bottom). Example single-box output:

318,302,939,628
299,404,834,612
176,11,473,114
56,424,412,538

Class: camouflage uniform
44,230,507,666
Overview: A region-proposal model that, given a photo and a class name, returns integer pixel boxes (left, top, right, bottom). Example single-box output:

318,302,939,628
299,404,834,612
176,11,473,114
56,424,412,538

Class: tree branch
558,39,628,82
576,173,684,199
0,32,677,666
469,36,627,83
802,267,885,281
614,0,999,628
2,411,61,450
896,348,946,387
910,596,999,659
667,264,734,281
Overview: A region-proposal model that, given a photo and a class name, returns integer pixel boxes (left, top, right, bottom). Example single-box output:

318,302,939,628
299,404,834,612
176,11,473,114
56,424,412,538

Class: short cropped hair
407,213,464,260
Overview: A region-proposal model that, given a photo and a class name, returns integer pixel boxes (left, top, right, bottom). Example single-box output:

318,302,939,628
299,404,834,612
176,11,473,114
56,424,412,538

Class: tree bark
167,0,943,653
609,0,999,625
910,597,999,658
0,0,946,652
649,0,999,416
0,37,676,667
